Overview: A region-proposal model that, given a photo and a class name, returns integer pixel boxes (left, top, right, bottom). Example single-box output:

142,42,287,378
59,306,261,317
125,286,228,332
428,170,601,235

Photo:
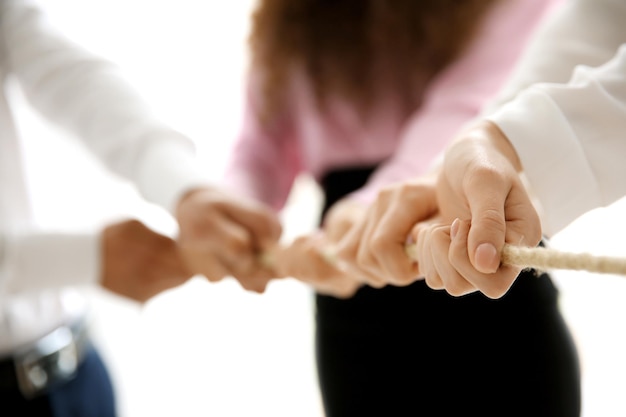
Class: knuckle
482,286,508,299
377,185,395,201
390,273,415,286
424,272,443,290
481,275,516,299
368,236,387,255
445,281,469,297
355,250,372,268
467,164,504,187
334,243,355,263
479,209,506,234
368,279,386,289
396,183,417,200
222,235,251,254
124,219,144,230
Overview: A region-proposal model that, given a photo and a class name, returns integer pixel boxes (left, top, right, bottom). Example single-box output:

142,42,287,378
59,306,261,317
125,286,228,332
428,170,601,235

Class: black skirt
314,166,581,417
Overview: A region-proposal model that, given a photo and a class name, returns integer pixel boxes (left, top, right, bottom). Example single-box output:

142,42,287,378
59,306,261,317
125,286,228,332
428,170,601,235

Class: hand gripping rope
263,242,626,276
402,243,626,276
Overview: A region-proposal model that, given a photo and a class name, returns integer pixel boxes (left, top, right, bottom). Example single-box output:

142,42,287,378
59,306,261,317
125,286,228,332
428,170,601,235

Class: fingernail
475,243,499,274
450,218,460,240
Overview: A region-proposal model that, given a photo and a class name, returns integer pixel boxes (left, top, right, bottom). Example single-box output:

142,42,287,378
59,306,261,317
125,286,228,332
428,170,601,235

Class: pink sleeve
221,73,302,211
349,0,564,203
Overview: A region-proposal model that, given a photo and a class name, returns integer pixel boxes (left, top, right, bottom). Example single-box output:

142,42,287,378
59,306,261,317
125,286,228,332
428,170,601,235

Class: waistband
0,319,91,399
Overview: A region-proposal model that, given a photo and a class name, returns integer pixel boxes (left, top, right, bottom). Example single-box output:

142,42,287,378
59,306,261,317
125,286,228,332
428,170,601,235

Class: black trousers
315,167,581,417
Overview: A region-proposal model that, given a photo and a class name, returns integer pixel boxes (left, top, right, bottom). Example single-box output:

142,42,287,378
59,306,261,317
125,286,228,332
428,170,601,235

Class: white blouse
484,0,626,237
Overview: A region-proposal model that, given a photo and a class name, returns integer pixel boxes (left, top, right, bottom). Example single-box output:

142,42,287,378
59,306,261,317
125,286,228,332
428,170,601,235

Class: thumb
465,179,508,274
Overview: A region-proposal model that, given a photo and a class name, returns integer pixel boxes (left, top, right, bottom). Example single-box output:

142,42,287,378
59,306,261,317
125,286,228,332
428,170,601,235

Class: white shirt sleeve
0,230,100,293
488,43,626,237
482,0,626,114
0,0,211,214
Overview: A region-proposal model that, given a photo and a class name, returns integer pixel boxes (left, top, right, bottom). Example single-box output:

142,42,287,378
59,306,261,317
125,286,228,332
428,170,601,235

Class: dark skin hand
100,219,193,303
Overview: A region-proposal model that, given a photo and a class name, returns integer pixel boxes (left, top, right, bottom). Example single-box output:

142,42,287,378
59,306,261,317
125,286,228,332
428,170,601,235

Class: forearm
222,74,300,211
1,0,210,213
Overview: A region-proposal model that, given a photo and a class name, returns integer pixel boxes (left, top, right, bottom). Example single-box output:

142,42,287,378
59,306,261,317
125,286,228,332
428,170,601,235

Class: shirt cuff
2,230,100,294
486,88,603,236
133,135,213,215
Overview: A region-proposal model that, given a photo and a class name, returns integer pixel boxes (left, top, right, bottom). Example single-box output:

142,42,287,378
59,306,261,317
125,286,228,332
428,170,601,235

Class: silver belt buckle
13,326,80,398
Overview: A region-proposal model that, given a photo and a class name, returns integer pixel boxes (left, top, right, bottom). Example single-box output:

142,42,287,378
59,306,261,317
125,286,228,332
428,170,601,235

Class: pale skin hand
411,120,542,298
100,219,193,303
332,177,439,288
271,200,366,299
271,233,361,299
175,186,283,293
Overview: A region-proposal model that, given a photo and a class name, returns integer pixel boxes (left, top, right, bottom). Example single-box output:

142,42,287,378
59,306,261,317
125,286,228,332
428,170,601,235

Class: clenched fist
100,219,192,303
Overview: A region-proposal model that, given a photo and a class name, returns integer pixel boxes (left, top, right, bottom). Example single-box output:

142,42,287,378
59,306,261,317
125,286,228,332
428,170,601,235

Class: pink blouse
223,0,563,210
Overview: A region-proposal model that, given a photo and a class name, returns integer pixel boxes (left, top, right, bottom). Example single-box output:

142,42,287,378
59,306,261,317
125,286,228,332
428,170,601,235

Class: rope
263,242,626,276
405,243,626,276
499,244,626,275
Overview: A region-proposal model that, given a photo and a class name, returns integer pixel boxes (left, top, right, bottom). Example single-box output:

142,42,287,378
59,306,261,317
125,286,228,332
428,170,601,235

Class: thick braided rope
499,244,626,275
404,243,626,275
263,242,626,276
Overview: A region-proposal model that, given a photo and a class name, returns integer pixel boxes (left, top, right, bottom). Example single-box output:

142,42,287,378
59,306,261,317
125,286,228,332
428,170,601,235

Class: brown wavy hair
249,0,500,124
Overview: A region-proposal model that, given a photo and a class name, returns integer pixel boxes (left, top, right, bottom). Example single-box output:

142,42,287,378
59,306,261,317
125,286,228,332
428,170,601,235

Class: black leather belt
0,320,91,398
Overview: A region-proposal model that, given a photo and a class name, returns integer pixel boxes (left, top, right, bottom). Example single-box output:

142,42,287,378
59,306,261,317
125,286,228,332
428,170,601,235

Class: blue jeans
1,345,117,417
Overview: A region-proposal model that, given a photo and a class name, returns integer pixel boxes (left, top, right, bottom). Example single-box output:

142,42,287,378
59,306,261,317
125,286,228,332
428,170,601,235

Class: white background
13,1,626,416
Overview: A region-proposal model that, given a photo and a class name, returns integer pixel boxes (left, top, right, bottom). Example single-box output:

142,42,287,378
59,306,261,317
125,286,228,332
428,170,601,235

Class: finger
323,200,366,243
270,235,347,291
369,195,434,285
348,194,412,286
413,222,444,290
449,219,520,299
313,276,362,299
148,271,192,299
222,201,282,248
310,240,381,291
352,194,390,275
234,273,273,293
322,203,390,289
190,218,259,276
501,185,543,248
333,219,363,266
334,221,388,288
338,261,388,288
180,250,231,282
429,222,475,297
